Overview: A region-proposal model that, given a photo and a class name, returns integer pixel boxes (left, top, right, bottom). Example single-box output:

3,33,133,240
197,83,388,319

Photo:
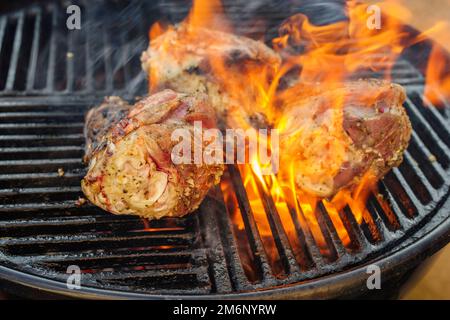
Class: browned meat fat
82,90,224,219
277,79,411,197
84,96,132,163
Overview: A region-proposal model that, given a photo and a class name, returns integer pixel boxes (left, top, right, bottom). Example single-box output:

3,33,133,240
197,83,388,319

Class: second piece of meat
276,79,412,198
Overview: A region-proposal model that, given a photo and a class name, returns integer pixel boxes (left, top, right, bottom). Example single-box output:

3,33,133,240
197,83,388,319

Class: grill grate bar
371,193,401,232
103,14,114,92
5,11,24,91
210,186,255,290
0,201,80,212
86,4,105,92
406,96,450,155
428,89,450,115
0,216,110,228
0,122,83,129
0,179,82,193
421,94,450,125
397,156,433,204
310,203,340,259
0,232,195,253
131,3,151,96
0,158,82,164
252,174,302,275
89,267,210,290
10,213,187,225
26,7,41,91
0,158,83,174
90,268,207,280
282,203,316,269
0,185,81,194
0,103,86,111
0,17,7,57
288,201,327,267
316,202,346,257
0,206,103,220
404,150,440,197
0,213,191,230
365,196,395,242
340,206,371,251
391,167,426,214
66,24,75,92
412,92,450,139
227,165,276,283
0,112,84,123
0,171,82,180
0,217,172,238
117,19,131,88
84,3,93,92
410,130,448,181
0,133,83,139
8,248,199,264
0,151,82,160
197,203,234,293
0,186,82,204
377,180,414,229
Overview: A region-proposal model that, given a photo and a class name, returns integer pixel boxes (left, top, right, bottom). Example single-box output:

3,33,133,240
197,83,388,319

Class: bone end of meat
82,90,224,219
279,79,411,198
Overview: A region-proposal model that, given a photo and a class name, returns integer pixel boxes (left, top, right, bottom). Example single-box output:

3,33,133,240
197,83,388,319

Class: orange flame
149,21,167,40
272,2,411,86
425,43,450,105
148,0,449,276
187,0,231,32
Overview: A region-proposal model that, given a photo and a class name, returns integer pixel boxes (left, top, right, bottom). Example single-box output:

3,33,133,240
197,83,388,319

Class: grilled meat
82,90,224,219
141,24,281,127
277,79,411,197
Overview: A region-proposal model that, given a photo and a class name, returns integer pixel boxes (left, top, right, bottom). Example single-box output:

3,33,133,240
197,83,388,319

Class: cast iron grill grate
0,1,151,97
0,0,449,298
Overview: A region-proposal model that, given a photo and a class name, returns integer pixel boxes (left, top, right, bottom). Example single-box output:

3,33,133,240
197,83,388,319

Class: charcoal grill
0,0,449,299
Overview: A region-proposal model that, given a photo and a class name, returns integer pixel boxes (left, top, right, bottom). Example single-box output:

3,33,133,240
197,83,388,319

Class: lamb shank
82,90,224,219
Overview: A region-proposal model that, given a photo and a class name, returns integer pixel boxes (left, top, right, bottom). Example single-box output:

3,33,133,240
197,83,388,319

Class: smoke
2,0,350,96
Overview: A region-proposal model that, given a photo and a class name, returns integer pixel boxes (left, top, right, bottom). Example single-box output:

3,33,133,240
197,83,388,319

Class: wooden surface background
401,245,450,299
367,0,450,52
